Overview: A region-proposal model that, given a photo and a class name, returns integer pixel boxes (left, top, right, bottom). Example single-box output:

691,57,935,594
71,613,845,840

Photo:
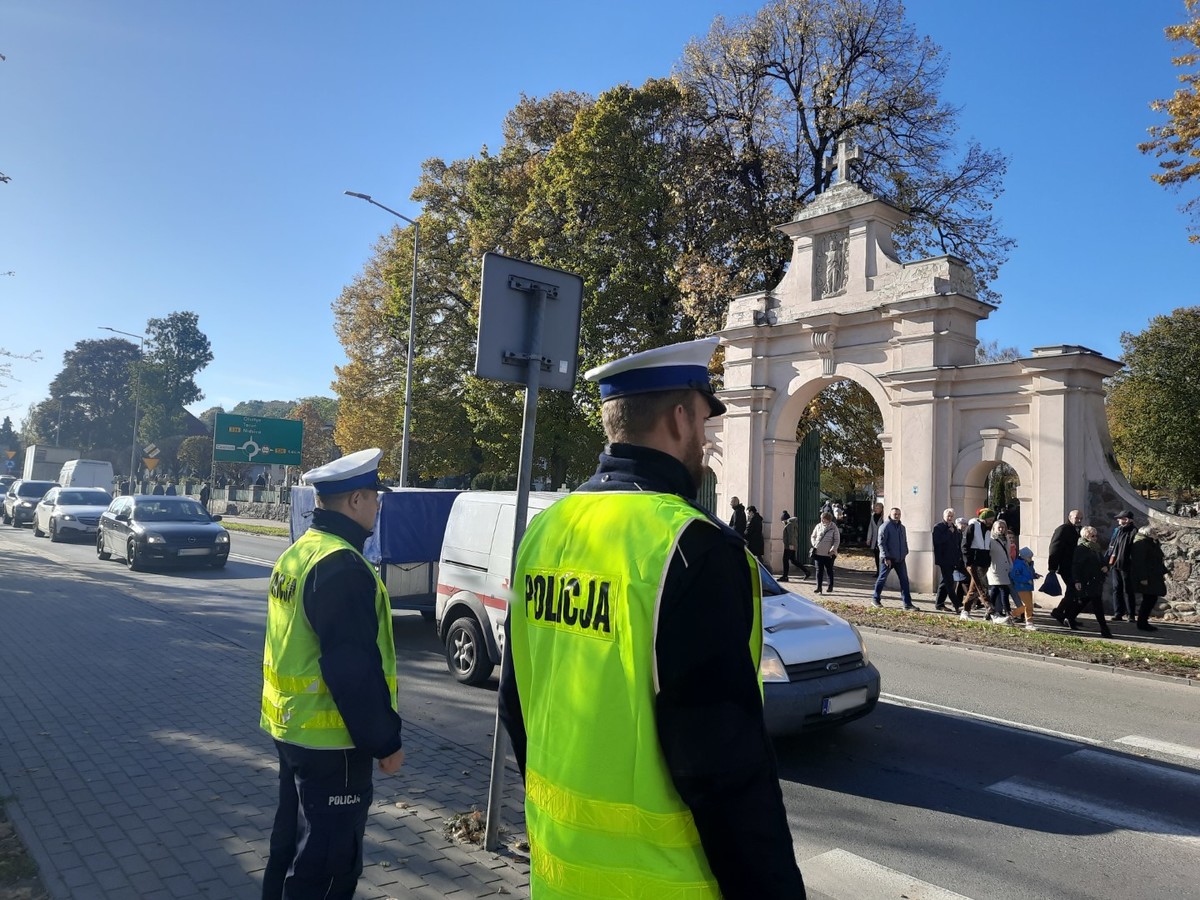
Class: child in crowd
1009,546,1039,631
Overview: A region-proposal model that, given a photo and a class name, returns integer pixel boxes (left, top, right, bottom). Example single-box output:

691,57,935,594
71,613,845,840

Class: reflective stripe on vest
260,528,397,748
511,491,762,899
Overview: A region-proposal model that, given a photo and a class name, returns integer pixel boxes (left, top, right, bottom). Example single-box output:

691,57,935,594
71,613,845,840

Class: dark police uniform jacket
498,443,805,899
299,507,403,758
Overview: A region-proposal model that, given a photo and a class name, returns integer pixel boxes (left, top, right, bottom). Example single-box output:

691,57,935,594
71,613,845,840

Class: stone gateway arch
704,156,1146,592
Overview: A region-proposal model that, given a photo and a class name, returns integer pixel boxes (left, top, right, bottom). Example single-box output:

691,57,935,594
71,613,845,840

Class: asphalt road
3,521,1199,899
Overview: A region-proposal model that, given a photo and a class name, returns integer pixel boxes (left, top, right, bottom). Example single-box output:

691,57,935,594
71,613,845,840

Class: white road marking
800,848,972,900
986,776,1200,849
229,553,274,565
1065,748,1200,791
880,693,1104,747
1116,735,1200,763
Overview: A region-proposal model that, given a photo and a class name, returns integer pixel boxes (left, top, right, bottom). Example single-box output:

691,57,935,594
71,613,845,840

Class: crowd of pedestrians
762,496,1170,635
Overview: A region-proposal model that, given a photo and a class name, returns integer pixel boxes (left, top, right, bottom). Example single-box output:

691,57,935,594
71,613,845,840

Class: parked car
2,479,60,527
33,487,113,542
97,495,230,571
0,474,16,495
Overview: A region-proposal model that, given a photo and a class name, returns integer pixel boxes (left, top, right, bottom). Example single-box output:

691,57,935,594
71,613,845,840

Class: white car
33,486,113,542
757,565,880,735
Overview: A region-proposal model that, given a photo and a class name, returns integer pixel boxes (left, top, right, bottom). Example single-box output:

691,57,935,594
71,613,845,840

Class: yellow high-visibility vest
511,490,763,899
260,528,397,747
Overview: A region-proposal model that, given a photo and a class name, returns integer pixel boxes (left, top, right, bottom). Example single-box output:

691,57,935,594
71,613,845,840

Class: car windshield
131,499,212,522
60,490,112,505
758,563,787,597
18,482,55,497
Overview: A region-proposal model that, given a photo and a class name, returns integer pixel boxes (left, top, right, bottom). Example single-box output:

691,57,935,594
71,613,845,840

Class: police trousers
263,740,374,900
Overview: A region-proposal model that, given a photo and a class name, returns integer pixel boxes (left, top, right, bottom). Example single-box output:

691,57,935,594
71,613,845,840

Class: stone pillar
763,437,799,571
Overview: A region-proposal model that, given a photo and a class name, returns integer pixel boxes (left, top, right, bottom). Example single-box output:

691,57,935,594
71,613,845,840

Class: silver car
33,486,113,542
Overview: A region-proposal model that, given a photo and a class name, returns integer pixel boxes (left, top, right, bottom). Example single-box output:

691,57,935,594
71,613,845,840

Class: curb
857,623,1198,688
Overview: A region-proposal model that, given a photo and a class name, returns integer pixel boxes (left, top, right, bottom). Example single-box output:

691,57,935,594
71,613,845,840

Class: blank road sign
476,253,583,392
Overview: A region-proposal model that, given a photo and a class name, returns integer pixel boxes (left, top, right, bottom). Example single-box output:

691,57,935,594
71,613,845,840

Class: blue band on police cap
311,469,381,495
598,364,713,400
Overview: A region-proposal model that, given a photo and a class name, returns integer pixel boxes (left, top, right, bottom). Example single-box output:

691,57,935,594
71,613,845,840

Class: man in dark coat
1049,509,1083,627
729,496,747,537
745,505,765,562
1129,526,1168,631
932,507,962,612
1108,509,1138,621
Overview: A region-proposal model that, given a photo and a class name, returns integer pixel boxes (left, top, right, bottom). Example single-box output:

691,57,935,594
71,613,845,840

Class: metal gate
697,467,717,515
794,428,821,550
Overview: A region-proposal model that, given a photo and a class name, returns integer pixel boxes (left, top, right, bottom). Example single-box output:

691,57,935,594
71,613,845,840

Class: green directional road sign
213,414,303,464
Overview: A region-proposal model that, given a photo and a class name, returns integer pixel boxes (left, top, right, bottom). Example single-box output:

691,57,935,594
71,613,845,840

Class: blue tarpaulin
376,489,462,564
289,486,461,565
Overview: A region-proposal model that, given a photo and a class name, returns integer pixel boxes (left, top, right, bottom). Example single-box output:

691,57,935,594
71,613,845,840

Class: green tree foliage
137,312,214,444
677,0,1013,302
231,399,295,418
1107,306,1200,496
1140,0,1200,243
0,415,19,457
288,400,338,471
176,435,213,476
332,1,1012,487
797,380,883,499
31,338,140,456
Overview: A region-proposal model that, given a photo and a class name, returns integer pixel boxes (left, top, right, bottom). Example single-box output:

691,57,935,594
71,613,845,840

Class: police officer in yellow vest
498,338,805,898
261,448,404,900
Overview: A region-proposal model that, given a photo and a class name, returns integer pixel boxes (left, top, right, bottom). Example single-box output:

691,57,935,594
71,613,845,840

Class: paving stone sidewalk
0,550,530,899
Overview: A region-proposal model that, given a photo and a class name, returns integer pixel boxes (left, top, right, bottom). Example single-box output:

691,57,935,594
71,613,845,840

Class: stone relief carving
815,229,848,299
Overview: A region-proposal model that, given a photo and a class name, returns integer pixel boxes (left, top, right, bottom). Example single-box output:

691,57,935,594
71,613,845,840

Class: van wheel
97,532,111,561
445,616,494,685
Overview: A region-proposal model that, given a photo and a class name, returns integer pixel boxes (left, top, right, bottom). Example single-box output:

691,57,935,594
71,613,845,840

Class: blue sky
2,1,1195,425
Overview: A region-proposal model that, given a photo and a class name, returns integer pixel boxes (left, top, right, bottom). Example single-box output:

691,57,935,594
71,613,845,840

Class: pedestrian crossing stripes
800,848,973,900
986,747,1200,850
1116,734,1200,763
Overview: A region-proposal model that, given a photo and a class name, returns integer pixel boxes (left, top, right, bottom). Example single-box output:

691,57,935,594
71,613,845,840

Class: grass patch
222,521,289,538
0,805,48,897
822,600,1200,680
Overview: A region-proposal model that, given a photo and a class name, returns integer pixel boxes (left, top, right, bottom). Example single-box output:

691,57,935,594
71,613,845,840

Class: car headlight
19,500,34,508
215,532,230,544
145,533,166,544
60,514,75,522
759,645,789,683
850,624,870,665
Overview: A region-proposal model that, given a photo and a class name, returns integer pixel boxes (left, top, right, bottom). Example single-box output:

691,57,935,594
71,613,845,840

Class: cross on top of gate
823,134,862,188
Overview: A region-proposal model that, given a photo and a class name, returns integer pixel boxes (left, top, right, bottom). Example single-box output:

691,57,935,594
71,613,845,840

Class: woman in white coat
987,519,1014,624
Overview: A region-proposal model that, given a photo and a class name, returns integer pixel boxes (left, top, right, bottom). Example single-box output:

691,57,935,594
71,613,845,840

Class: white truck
23,445,78,481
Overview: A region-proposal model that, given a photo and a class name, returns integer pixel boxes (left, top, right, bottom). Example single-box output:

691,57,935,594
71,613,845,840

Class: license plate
177,548,211,556
822,687,869,715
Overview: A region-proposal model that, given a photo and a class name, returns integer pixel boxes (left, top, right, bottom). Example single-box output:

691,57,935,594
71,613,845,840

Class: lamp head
344,191,372,201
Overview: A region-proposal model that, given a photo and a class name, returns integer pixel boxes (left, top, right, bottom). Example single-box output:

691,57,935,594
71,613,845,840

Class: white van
57,459,115,490
435,489,881,735
434,491,566,685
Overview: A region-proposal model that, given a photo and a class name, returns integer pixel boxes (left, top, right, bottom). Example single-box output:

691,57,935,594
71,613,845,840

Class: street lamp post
100,326,146,489
344,190,419,487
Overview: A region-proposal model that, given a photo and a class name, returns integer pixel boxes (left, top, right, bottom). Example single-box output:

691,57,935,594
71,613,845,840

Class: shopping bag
1040,570,1062,596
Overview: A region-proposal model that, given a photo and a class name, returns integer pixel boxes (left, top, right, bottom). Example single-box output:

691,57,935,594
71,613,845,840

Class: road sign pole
483,283,548,852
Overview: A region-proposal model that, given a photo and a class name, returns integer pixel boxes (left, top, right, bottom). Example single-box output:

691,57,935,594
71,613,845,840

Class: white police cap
584,337,726,416
302,448,385,495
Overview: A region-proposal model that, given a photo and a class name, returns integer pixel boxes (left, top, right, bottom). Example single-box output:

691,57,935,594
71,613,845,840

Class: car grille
164,537,215,550
78,516,100,527
783,651,866,682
